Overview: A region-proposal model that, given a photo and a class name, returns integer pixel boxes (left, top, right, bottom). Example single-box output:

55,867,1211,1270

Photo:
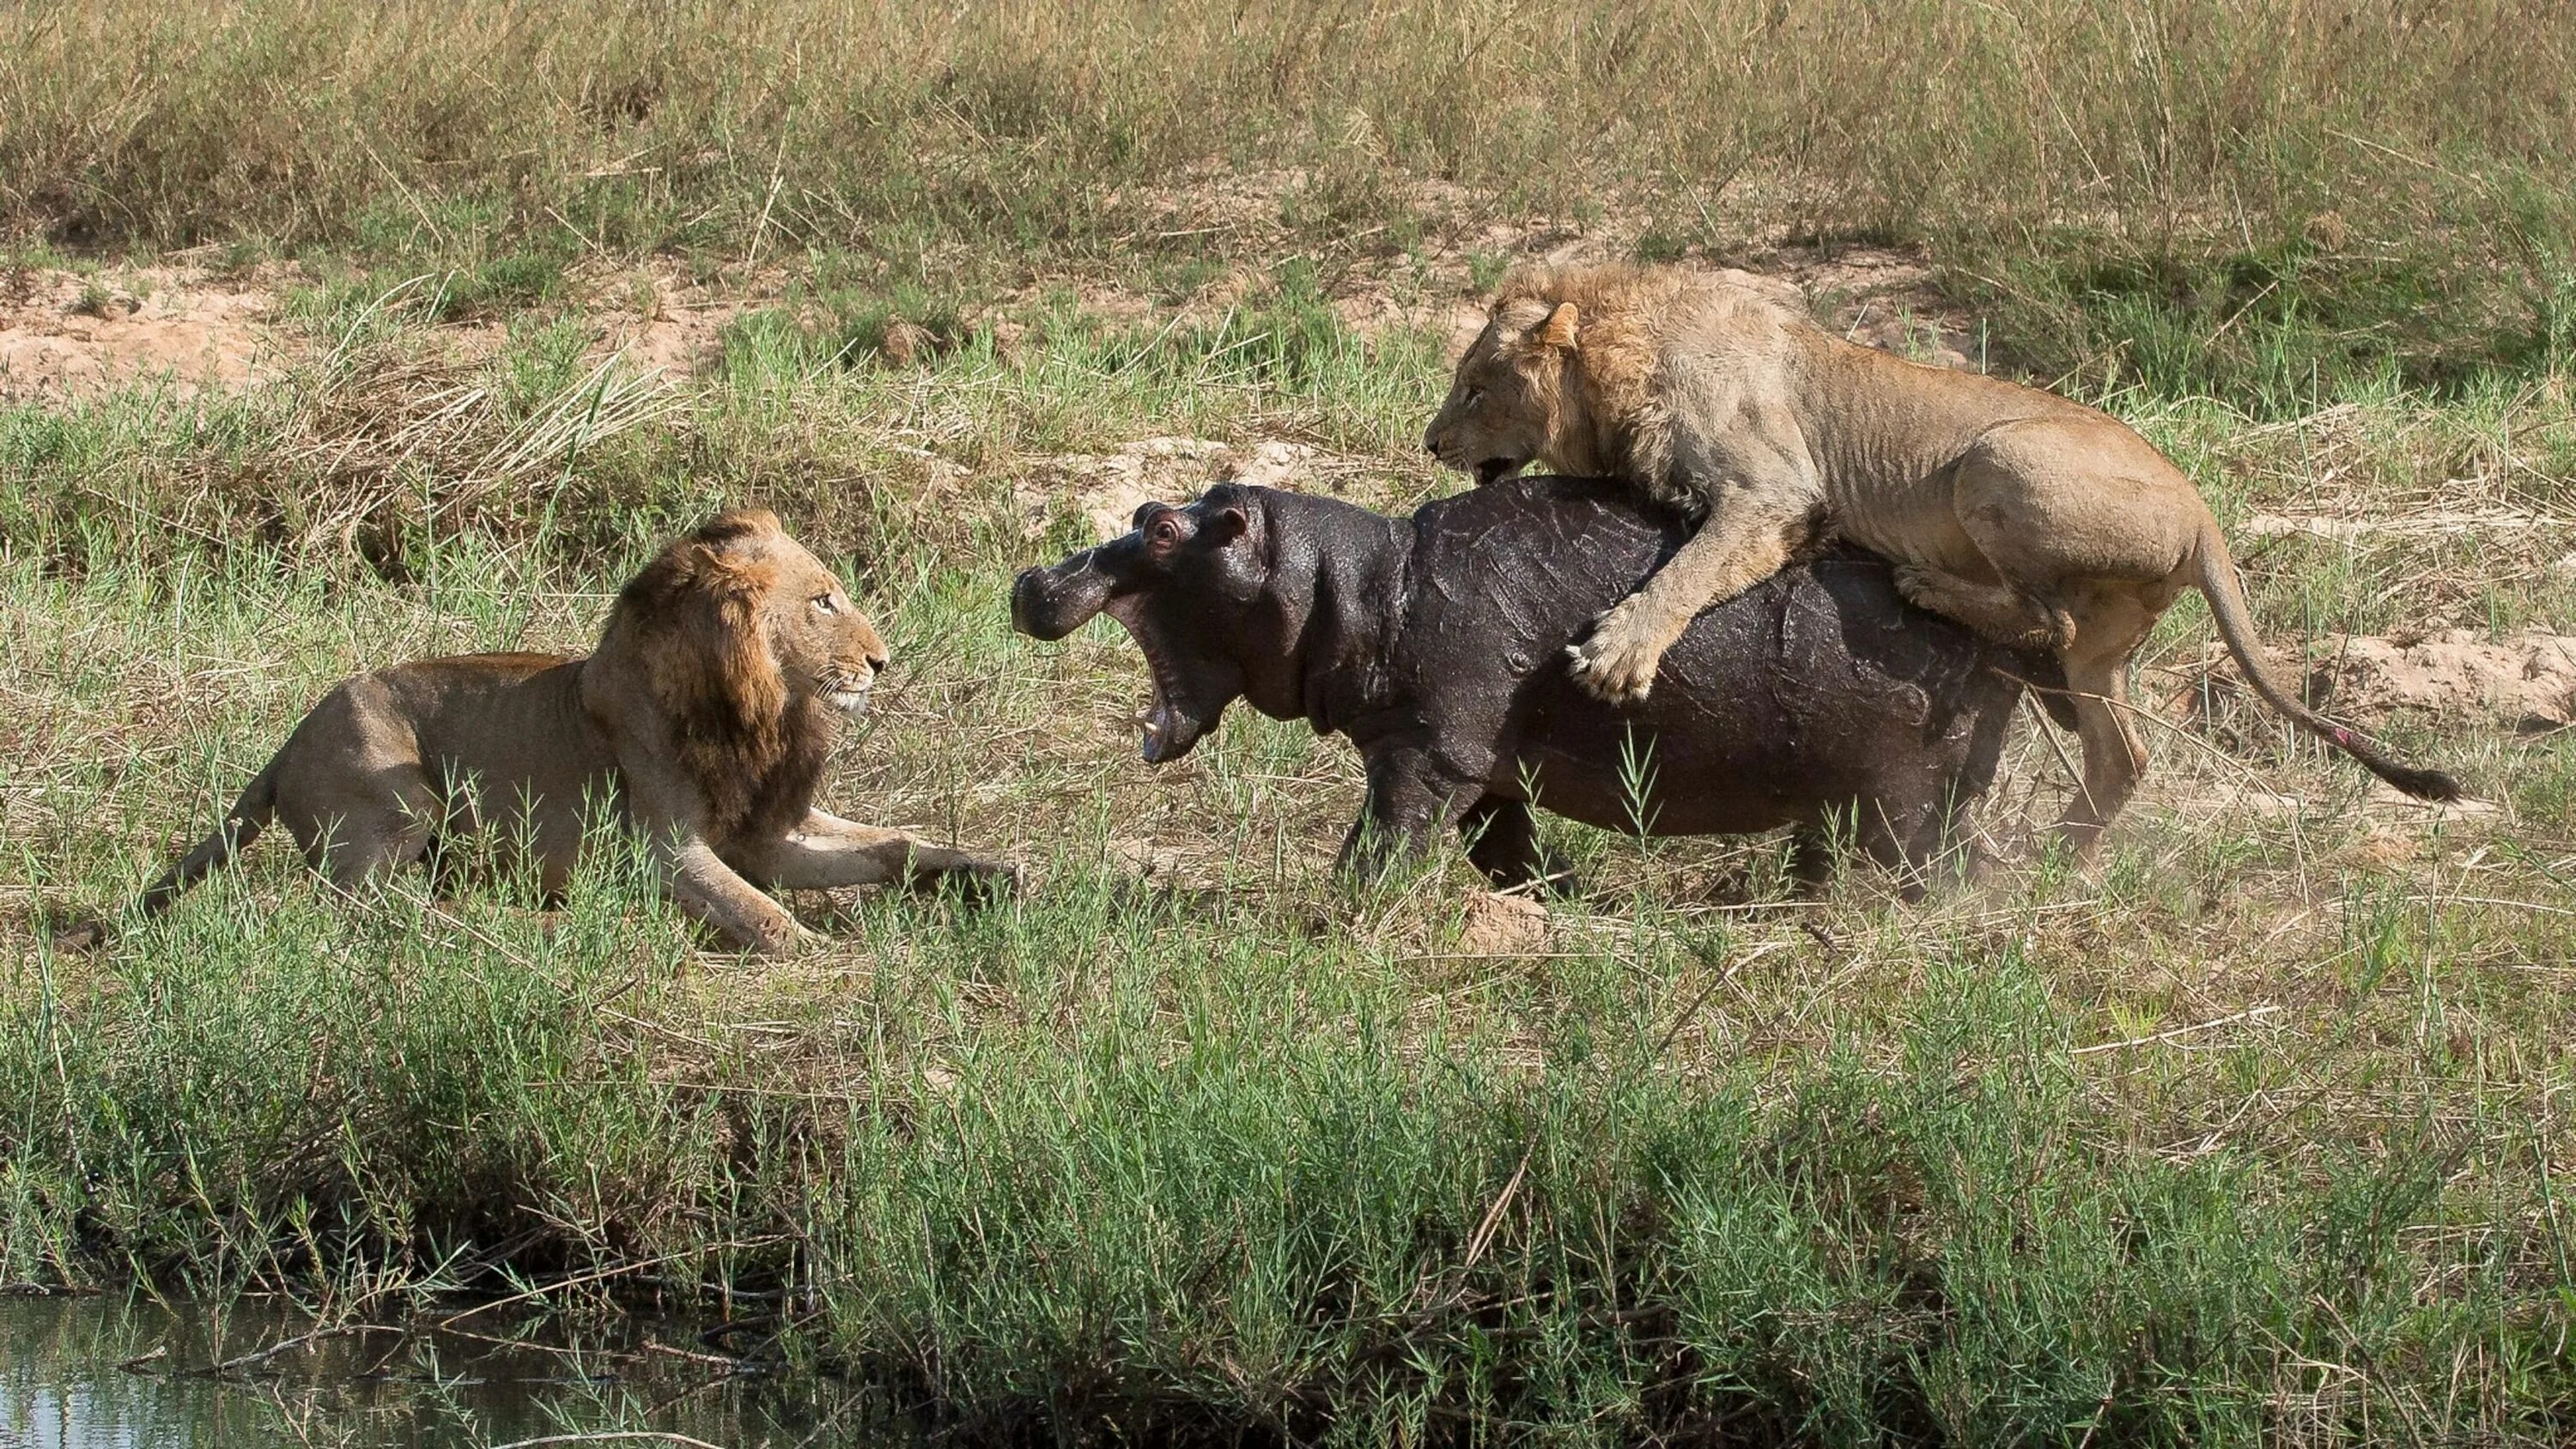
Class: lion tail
2191,518,2460,802
133,750,287,919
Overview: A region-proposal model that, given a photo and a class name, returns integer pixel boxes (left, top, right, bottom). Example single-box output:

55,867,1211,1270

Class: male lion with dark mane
1424,263,2458,854
60,509,1006,955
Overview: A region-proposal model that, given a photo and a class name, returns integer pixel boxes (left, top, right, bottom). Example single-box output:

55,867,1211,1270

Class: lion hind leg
1891,564,2074,652
283,769,439,891
2047,592,2161,860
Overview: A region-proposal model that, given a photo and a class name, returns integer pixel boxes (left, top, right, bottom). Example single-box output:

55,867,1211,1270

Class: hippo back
1400,476,2034,837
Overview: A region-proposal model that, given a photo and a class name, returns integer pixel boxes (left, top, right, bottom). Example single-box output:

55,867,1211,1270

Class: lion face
747,530,889,718
1424,296,1582,486
615,509,888,727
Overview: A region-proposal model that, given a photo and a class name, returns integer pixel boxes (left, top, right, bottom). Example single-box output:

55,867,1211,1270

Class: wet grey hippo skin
1012,476,2060,891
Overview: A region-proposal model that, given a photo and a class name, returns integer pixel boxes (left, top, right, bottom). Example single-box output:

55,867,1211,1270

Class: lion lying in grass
1424,263,2458,855
61,509,1007,955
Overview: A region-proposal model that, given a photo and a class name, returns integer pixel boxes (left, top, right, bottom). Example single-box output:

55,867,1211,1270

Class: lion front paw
1565,603,1667,704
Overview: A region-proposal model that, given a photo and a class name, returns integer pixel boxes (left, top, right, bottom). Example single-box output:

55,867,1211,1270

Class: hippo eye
811,592,839,615
1150,517,1181,545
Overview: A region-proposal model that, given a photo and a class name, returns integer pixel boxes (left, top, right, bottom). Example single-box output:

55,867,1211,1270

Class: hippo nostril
1423,438,1439,456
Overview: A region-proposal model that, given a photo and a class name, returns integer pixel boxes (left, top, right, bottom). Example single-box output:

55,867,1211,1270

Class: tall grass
9,838,2573,1440
5,306,2574,1439
5,4,2576,1438
5,0,2573,392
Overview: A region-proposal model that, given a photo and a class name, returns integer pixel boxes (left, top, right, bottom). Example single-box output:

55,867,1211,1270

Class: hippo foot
1565,599,1668,704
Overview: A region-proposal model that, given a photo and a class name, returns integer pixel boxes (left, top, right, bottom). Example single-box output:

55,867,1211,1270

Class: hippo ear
1530,300,1579,351
1204,502,1249,545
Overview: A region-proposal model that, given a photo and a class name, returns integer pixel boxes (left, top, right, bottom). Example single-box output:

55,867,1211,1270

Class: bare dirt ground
2171,631,2576,733
0,169,1984,403
1014,436,1381,541
0,263,290,400
0,258,746,401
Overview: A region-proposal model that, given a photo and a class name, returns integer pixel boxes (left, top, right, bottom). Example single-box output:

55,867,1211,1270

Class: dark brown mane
605,509,834,839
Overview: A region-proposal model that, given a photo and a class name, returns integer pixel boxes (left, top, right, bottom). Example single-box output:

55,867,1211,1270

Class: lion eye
811,593,838,614
1465,387,1485,408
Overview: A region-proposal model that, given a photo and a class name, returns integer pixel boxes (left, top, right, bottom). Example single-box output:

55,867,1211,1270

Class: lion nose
866,649,888,675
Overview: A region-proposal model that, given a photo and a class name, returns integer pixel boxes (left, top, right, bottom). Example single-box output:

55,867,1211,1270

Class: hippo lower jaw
1109,596,1211,764
1139,698,1192,763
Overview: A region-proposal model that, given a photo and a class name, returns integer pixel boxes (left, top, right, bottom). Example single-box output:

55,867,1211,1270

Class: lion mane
64,508,1004,955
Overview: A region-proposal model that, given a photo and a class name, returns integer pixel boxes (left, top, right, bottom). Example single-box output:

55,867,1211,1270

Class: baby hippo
1012,476,2058,890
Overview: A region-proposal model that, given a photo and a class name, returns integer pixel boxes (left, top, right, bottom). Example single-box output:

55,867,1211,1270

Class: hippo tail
2190,518,2460,802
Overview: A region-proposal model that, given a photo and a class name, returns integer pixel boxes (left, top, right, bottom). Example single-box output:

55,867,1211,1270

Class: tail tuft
2196,520,2464,806
2378,760,2463,803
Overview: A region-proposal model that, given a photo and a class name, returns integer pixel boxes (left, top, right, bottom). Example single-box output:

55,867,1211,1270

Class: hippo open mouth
1010,557,1224,763
1103,595,1212,763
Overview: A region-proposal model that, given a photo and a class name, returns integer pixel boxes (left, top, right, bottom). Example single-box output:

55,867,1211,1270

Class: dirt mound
2178,630,2576,732
569,260,750,378
1455,890,1550,955
0,264,290,400
1019,436,1371,542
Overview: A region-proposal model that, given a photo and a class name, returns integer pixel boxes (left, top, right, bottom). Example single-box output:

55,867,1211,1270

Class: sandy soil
0,264,290,401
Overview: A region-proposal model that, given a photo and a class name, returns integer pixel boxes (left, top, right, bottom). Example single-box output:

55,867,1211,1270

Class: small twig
182,1323,398,1377
434,1240,782,1331
1461,1143,1534,1271
2072,1003,2280,1057
483,1434,731,1449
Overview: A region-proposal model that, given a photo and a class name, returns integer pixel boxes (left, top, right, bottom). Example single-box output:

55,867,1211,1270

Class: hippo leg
1458,797,1578,894
1789,797,1955,900
1338,749,1478,882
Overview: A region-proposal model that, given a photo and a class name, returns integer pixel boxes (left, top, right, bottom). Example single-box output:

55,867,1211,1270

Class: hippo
1011,476,2062,891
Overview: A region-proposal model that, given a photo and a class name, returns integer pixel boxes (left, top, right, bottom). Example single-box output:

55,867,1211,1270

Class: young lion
1423,263,2458,853
61,509,1006,955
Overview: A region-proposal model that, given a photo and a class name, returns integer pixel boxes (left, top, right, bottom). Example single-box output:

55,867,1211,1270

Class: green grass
4,294,2573,1440
8,0,2576,403
3,3,2576,1439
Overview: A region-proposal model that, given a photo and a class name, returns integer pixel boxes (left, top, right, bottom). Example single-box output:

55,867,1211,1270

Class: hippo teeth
1139,699,1179,763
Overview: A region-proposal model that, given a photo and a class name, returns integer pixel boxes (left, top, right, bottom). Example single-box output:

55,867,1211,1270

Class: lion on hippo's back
1422,262,2457,854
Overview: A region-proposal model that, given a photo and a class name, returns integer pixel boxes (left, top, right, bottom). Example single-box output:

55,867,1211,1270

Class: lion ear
1530,301,1579,351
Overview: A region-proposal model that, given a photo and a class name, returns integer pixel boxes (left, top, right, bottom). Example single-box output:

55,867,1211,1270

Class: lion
1423,263,2459,854
58,509,1007,955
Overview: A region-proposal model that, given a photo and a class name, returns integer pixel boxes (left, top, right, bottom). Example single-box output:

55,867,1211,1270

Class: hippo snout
1011,555,1116,641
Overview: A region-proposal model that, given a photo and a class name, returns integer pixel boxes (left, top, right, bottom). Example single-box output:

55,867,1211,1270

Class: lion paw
1565,604,1665,704
1890,563,1941,609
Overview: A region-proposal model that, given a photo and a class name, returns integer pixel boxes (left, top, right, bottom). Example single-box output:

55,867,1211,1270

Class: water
0,1291,873,1447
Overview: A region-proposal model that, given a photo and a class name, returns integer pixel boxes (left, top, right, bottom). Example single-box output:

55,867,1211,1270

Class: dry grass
5,0,2574,396
3,4,2575,1440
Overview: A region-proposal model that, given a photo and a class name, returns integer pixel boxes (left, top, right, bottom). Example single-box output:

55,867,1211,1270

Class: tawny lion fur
63,510,1005,955
1423,263,2458,852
